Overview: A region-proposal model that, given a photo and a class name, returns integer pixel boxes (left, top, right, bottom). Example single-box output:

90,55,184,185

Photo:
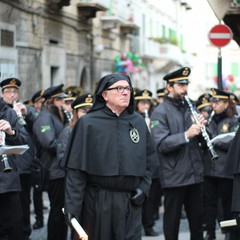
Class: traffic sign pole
217,49,222,90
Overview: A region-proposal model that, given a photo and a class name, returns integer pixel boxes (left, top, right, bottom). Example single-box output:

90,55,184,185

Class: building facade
1,0,223,100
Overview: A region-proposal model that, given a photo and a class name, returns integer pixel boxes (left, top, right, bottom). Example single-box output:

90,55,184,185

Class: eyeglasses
107,86,132,93
4,90,19,95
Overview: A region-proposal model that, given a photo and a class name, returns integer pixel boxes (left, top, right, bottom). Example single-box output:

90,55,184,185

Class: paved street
29,192,225,240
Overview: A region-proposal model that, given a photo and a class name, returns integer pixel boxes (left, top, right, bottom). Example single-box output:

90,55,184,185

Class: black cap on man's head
0,78,21,89
42,84,66,100
163,67,191,84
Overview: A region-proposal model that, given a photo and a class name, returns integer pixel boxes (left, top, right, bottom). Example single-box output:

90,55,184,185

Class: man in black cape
62,73,159,240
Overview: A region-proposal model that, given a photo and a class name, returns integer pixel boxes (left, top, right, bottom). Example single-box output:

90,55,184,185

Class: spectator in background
135,89,161,236
33,84,68,240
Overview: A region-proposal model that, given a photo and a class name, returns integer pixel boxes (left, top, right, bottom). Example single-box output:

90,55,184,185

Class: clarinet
61,106,72,124
184,95,219,160
144,109,151,131
0,131,12,173
208,111,215,125
13,101,27,125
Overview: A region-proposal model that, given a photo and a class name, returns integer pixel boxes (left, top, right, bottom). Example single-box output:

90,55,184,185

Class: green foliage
151,37,179,46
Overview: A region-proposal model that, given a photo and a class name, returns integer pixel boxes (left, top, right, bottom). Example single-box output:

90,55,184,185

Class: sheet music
0,145,29,155
210,132,236,145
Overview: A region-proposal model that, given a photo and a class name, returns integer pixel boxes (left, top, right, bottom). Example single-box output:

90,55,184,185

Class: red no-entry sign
208,24,232,48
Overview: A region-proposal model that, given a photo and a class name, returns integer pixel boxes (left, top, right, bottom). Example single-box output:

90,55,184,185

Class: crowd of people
0,67,240,240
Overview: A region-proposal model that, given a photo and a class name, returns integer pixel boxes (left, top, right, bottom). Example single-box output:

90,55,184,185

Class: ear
224,101,229,109
166,84,172,92
102,91,108,101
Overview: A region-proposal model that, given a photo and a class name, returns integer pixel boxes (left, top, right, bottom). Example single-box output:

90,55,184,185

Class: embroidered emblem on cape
130,128,140,143
41,125,51,133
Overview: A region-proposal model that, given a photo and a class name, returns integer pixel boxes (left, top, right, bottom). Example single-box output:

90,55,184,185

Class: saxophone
0,130,12,173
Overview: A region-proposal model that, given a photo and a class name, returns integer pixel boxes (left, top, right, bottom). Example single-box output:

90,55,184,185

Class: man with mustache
150,67,206,240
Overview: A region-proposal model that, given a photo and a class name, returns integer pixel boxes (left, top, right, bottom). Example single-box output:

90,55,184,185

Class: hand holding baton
62,208,88,240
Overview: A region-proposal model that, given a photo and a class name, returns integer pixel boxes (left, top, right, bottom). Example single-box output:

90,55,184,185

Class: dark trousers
163,183,204,240
19,173,32,238
48,178,68,240
33,188,44,221
204,176,235,237
232,174,240,212
0,192,24,240
142,178,162,230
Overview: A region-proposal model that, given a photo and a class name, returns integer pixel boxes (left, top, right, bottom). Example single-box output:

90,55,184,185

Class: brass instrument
13,101,27,125
184,95,219,160
0,131,12,173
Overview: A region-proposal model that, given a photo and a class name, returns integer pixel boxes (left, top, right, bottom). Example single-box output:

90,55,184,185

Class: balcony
48,0,71,9
77,0,108,19
159,43,185,65
140,38,161,59
100,15,122,30
119,22,139,35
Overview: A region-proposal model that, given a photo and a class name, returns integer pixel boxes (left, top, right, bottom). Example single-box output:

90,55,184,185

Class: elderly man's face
102,80,132,115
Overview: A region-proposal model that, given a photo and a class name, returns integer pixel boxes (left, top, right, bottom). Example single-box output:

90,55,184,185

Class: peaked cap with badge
31,89,45,103
134,89,153,100
71,94,94,110
211,88,235,102
0,78,21,89
157,88,168,97
196,93,212,110
42,84,66,100
64,86,83,102
163,67,191,84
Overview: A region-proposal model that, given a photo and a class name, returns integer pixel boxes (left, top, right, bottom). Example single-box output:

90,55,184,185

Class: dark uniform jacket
15,105,36,174
57,126,71,166
204,112,239,178
225,125,240,175
150,96,204,188
0,99,29,193
33,107,65,180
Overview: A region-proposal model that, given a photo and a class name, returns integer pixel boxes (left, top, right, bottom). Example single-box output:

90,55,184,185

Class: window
1,29,14,47
231,63,239,77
